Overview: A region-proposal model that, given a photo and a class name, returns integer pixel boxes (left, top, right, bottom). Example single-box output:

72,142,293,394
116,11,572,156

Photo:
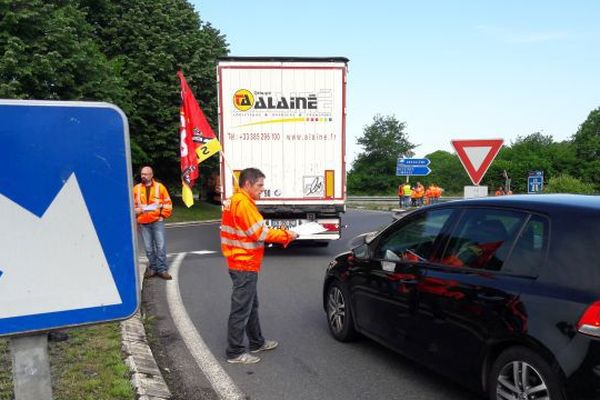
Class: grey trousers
226,270,265,358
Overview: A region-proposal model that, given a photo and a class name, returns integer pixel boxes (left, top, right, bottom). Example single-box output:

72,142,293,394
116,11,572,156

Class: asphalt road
143,209,482,400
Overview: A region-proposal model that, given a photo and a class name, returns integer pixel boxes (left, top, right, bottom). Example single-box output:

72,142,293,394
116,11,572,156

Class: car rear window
501,215,549,276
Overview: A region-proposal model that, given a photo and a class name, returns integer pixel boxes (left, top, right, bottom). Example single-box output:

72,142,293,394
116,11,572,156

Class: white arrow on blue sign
397,158,430,166
0,100,139,337
396,166,432,176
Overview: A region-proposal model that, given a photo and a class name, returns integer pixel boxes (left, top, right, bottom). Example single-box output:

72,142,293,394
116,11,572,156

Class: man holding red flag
178,71,221,207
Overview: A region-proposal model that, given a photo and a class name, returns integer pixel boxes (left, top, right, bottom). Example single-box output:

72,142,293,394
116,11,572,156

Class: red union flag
451,139,504,185
178,71,220,207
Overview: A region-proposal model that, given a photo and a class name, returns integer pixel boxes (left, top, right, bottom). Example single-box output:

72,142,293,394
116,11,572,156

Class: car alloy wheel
327,285,346,334
489,346,564,400
496,361,548,399
326,281,357,341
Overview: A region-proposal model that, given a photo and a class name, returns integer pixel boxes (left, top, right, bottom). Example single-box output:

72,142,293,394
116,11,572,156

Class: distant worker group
398,181,443,208
494,186,513,196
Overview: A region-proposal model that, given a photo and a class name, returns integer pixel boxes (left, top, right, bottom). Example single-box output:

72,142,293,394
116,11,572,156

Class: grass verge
168,197,221,223
0,323,134,400
0,338,11,400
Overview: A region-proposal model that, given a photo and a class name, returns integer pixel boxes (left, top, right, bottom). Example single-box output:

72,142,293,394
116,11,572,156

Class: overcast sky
192,0,600,165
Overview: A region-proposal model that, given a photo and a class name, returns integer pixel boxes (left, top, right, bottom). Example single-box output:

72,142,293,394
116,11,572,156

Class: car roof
438,194,600,215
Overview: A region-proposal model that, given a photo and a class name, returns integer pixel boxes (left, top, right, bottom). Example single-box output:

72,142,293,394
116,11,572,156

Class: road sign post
11,335,52,400
1,100,139,397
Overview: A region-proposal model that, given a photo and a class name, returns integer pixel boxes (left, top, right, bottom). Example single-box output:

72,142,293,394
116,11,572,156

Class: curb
121,261,172,400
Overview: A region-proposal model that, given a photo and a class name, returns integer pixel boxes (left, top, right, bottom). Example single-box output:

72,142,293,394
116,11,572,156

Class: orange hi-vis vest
221,189,293,272
133,180,172,224
415,185,425,198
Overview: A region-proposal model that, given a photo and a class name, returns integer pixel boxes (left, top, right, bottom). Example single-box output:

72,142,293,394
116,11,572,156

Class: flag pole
219,149,239,186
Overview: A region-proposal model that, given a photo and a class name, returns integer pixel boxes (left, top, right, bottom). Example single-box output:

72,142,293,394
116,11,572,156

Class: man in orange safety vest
133,166,173,280
221,167,298,364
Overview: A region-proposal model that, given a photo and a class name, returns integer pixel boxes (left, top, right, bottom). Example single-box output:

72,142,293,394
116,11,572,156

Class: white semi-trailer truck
217,57,348,242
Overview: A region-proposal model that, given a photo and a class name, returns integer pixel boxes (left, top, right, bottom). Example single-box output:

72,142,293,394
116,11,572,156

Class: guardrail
347,196,461,203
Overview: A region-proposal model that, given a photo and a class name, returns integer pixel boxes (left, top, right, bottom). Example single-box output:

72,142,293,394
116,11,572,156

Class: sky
192,1,600,166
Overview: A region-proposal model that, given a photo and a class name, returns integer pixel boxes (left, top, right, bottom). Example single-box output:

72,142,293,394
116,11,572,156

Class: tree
348,114,415,194
487,133,577,193
423,150,469,194
1,0,228,186
0,0,124,102
79,0,229,180
544,174,595,194
572,107,600,189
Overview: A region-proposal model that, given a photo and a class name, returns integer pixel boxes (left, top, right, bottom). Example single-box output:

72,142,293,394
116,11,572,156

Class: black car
323,194,600,400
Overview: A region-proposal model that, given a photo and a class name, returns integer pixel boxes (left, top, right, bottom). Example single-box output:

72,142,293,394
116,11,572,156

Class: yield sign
451,139,504,185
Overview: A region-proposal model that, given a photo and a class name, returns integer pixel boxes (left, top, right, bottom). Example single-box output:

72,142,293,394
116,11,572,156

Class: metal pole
10,334,53,400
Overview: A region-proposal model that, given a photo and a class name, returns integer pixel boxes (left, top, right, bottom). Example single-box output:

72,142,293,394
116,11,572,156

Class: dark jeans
139,220,167,273
226,270,265,358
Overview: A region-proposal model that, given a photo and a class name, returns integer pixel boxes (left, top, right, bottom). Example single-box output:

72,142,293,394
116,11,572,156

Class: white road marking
145,250,215,259
166,252,245,400
190,250,217,255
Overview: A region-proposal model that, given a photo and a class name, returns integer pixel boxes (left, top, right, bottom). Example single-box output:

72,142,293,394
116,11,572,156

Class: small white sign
303,176,324,197
381,261,396,272
464,185,488,199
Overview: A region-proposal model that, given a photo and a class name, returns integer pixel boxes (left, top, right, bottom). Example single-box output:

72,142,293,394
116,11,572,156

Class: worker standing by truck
221,168,298,364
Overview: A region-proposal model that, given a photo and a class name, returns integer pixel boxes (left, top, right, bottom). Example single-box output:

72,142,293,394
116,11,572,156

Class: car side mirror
353,243,370,260
349,231,378,249
349,231,378,260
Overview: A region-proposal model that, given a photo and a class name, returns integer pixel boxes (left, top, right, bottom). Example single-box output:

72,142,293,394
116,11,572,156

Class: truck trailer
217,57,348,242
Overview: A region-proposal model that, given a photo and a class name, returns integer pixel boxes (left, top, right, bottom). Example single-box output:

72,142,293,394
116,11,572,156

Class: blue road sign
0,100,138,336
396,158,432,176
397,158,430,166
528,171,544,194
396,166,432,176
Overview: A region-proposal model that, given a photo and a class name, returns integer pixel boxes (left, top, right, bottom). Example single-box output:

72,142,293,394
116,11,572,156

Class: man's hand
289,231,299,241
134,207,143,214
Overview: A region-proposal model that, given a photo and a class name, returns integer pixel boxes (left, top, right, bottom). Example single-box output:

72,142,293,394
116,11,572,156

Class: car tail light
321,223,339,232
577,301,600,337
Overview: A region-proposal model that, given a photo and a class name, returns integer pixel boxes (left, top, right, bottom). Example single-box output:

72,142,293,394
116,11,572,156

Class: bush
544,174,596,194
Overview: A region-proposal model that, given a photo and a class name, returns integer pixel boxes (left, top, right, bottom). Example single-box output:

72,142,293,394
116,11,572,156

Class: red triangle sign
451,139,504,185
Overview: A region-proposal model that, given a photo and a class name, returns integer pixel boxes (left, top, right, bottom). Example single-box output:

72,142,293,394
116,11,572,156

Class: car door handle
477,294,504,302
398,278,418,284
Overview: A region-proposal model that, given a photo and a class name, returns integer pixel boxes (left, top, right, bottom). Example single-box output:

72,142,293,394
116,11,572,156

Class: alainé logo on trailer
233,89,318,112
233,89,254,111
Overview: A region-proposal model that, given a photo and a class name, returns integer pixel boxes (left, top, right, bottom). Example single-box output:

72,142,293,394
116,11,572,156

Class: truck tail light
321,223,339,232
577,301,600,338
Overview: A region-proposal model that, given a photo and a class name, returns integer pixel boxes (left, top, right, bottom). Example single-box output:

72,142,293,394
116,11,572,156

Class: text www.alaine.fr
286,133,337,141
